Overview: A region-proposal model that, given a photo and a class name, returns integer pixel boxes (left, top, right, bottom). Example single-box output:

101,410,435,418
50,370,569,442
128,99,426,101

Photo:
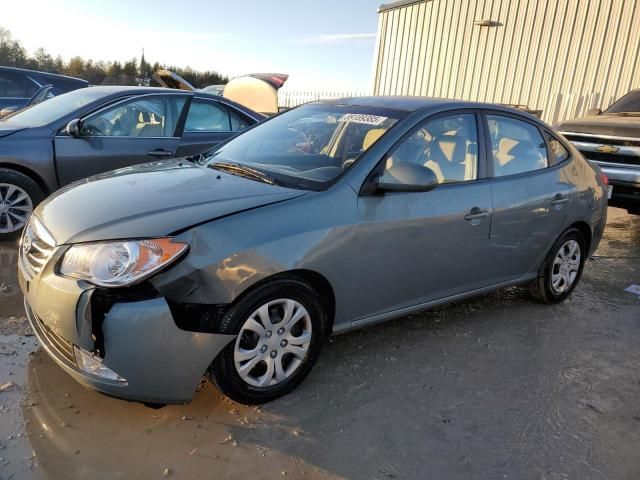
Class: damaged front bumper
20,263,234,405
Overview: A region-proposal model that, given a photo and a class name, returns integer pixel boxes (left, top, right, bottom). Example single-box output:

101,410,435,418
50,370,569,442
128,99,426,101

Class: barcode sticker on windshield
338,114,388,125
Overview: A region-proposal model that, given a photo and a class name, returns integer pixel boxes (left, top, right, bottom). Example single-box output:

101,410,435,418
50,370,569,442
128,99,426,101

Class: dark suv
0,66,88,113
556,89,640,214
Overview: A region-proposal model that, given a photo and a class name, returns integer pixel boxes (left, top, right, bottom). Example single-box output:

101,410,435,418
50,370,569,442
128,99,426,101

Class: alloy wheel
0,183,32,234
234,298,312,388
551,239,581,294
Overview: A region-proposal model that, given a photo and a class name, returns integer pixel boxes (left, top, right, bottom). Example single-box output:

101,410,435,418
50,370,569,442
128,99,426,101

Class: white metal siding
374,0,640,123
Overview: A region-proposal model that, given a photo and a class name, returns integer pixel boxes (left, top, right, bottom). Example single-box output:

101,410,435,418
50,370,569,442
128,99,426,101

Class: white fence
278,90,371,109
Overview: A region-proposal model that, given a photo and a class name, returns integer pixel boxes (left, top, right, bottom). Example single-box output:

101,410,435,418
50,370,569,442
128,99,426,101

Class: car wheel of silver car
209,278,326,404
0,168,44,240
530,228,586,303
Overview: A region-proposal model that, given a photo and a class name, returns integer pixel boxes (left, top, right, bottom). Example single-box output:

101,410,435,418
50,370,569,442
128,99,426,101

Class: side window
545,132,570,164
185,99,231,132
229,110,249,131
385,113,479,184
487,115,548,177
81,96,186,137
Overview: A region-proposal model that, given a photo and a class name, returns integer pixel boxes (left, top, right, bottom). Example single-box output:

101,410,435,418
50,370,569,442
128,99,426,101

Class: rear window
0,72,37,98
605,90,640,114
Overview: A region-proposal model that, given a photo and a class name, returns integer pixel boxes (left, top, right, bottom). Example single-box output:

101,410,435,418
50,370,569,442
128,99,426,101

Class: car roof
0,66,89,85
82,85,196,96
81,86,264,120
313,96,456,112
312,95,545,121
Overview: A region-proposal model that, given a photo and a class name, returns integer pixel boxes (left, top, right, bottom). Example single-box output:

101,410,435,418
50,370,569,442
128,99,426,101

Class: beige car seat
362,128,386,151
425,136,469,183
494,138,546,175
494,138,520,167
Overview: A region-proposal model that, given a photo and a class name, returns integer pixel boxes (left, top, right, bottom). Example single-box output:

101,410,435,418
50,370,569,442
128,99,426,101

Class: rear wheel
0,169,44,240
209,278,326,404
530,228,586,303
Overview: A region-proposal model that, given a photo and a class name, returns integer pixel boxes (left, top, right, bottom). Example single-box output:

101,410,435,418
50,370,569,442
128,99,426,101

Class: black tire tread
529,227,586,304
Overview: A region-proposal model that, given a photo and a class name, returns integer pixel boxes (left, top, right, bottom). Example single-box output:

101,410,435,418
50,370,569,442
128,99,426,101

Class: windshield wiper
210,162,276,185
610,111,640,116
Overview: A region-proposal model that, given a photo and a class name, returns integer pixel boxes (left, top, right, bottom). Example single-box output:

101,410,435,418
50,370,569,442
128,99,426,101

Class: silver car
19,97,608,405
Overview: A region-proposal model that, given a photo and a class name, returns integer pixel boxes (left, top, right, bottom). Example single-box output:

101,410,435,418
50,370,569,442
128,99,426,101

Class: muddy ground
0,207,639,480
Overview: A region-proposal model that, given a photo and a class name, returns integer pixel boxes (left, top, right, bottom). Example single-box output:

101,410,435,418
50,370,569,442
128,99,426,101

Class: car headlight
59,238,188,287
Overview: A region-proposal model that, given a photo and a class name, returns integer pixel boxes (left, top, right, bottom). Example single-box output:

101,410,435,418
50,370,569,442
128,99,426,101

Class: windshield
605,90,640,114
206,104,404,189
1,88,106,127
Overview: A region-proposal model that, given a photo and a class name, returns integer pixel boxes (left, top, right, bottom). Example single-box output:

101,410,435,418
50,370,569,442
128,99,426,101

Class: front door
53,94,189,186
351,112,495,321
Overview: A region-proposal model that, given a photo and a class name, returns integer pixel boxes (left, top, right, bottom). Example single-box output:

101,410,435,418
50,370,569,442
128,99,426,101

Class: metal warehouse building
373,0,640,123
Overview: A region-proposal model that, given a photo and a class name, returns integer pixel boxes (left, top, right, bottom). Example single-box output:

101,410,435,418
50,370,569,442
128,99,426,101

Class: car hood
556,114,640,138
36,160,308,244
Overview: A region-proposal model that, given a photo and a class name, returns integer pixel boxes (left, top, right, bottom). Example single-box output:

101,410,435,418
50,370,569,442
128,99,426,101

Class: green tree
33,47,56,72
0,26,228,87
54,55,65,73
64,56,85,77
0,27,28,67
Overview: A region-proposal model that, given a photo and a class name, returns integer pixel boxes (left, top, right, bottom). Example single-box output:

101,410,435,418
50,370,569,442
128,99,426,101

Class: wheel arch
0,162,51,196
237,269,336,337
568,220,592,255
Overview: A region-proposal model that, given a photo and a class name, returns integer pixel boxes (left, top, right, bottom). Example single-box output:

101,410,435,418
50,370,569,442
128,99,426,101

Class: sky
2,0,384,90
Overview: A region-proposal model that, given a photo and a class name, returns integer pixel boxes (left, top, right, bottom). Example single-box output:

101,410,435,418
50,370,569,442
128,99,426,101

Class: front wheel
530,228,586,303
209,278,326,404
0,169,44,240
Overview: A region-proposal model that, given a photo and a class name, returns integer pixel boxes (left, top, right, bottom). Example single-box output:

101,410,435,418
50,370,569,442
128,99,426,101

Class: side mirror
375,162,438,193
587,108,602,116
66,118,82,138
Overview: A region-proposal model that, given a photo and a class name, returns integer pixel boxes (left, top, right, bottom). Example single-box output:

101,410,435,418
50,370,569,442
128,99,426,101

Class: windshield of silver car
1,88,106,127
206,104,404,189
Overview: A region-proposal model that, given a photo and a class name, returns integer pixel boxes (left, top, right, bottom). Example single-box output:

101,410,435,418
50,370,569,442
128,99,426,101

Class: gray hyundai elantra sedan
18,97,608,405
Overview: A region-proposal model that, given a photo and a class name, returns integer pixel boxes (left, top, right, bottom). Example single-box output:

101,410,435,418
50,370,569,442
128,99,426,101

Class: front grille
19,217,56,281
579,150,640,166
32,308,77,365
563,133,640,147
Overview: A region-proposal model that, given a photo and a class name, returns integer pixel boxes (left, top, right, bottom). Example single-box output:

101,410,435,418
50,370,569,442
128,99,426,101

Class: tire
529,228,586,304
0,168,45,241
209,278,327,404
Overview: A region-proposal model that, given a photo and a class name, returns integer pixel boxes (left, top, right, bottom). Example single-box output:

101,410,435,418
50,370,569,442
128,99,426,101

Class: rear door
53,93,189,185
483,112,574,283
175,97,252,157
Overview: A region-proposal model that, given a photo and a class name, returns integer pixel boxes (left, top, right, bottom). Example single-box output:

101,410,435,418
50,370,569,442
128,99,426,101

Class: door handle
464,207,490,221
147,149,174,158
551,194,569,205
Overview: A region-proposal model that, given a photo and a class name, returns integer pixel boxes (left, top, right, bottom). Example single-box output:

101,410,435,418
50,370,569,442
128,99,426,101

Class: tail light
599,172,609,186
